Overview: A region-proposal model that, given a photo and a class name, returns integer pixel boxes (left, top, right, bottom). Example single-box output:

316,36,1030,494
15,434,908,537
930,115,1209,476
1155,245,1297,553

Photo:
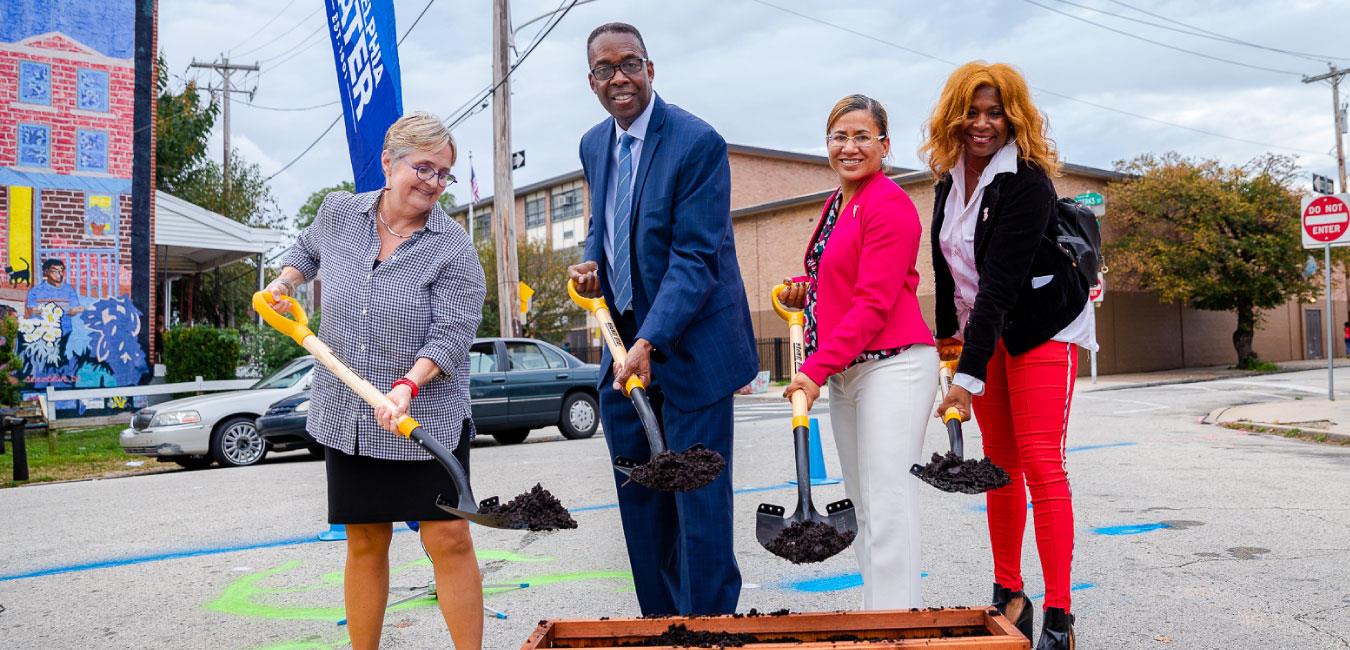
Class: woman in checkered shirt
265,112,487,650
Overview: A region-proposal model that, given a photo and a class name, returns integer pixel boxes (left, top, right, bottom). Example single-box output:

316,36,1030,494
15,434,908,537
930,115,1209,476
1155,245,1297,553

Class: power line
1105,0,1350,64
233,6,323,58
232,95,338,112
264,0,439,182
748,0,1328,158
257,25,324,65
1046,0,1341,65
225,0,300,55
1019,0,1306,77
259,32,327,72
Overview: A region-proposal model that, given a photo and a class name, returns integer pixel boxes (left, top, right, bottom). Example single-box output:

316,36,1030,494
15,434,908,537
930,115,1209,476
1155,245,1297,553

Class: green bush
162,326,241,384
239,313,317,378
0,314,19,406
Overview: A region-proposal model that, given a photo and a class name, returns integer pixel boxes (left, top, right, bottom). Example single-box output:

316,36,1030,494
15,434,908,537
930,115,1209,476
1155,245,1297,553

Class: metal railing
43,377,257,421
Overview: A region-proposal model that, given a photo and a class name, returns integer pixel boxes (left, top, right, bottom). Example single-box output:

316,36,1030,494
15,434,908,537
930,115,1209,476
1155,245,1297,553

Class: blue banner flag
326,0,403,192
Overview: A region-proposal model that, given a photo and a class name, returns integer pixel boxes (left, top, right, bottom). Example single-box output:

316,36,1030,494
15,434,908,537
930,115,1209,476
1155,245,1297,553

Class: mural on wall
1,0,148,412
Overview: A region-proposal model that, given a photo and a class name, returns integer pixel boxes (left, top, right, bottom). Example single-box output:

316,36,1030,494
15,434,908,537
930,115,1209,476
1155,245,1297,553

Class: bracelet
392,378,419,399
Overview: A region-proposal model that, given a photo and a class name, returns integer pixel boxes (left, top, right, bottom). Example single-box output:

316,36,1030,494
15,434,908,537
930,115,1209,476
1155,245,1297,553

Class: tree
1106,152,1316,369
155,54,218,193
476,238,580,343
174,149,284,229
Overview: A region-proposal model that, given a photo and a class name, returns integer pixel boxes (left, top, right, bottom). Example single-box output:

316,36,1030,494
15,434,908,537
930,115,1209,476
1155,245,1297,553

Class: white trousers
826,345,938,610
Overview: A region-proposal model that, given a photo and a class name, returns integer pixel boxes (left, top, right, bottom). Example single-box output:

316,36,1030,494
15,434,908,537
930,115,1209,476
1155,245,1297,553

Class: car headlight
294,400,310,413
151,410,201,427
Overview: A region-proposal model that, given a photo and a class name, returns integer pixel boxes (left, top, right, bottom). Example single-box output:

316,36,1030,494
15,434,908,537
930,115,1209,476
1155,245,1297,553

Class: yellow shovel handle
567,279,645,396
770,282,806,328
252,291,313,345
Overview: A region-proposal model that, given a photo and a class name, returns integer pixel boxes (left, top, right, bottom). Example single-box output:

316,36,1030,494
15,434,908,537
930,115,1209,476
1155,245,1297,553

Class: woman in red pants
923,61,1095,650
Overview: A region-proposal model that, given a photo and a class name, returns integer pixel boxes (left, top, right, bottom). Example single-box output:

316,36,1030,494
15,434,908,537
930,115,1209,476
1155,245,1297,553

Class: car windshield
251,358,313,389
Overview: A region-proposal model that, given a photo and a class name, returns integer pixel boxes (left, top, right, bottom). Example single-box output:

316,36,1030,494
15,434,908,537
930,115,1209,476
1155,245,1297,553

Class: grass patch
0,425,174,488
1220,421,1350,447
1234,359,1280,372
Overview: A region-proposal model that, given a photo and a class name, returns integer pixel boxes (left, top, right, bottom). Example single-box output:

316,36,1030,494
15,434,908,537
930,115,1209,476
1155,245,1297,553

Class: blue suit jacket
580,96,759,410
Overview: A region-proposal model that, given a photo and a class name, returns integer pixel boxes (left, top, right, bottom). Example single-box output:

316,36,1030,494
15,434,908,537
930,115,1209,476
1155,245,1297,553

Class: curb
1082,361,1350,393
1215,420,1350,445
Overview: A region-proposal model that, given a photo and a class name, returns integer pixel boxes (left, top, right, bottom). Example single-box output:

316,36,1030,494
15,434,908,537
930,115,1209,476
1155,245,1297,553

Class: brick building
451,144,1345,376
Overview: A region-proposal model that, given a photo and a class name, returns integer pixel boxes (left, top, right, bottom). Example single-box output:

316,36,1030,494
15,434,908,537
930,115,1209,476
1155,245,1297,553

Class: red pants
972,340,1078,611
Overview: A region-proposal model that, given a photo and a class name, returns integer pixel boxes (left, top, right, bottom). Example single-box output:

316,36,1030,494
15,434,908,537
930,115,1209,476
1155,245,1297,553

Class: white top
940,142,1097,396
603,92,658,312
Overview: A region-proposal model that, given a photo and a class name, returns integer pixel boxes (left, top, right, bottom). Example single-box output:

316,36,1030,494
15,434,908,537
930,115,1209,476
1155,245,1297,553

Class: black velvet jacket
931,159,1089,382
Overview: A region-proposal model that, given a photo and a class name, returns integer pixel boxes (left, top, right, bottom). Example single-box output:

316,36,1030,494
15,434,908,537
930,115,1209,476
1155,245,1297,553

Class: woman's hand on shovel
375,384,413,434
783,372,820,411
936,384,972,421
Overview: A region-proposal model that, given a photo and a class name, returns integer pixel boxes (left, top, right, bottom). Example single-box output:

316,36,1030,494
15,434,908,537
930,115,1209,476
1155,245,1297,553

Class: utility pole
1304,65,1348,193
492,0,522,337
189,57,258,195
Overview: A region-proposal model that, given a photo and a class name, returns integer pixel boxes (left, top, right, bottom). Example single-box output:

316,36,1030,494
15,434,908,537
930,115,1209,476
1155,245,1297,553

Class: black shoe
1035,607,1075,650
992,582,1034,640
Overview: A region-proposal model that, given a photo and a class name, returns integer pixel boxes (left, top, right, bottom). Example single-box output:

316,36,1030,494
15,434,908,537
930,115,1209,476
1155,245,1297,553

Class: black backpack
1050,197,1102,287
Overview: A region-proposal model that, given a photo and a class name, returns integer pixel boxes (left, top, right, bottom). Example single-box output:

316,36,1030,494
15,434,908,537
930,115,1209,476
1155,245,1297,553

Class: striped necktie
612,133,636,312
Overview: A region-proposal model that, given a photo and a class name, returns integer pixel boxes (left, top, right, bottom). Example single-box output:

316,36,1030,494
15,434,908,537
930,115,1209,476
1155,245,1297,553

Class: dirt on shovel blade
909,452,1011,494
621,623,757,648
476,483,578,531
628,448,726,491
764,520,856,564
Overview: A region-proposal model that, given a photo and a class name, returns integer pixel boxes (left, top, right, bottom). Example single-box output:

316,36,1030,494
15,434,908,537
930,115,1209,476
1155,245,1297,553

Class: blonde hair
919,61,1060,178
383,111,456,162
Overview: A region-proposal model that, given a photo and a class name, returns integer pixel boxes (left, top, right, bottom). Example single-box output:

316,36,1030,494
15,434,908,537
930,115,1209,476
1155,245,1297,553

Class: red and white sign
1089,272,1105,304
1302,194,1350,248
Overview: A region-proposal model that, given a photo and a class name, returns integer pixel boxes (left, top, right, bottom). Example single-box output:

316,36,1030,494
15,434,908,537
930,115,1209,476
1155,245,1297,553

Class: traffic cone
318,524,347,541
789,417,840,486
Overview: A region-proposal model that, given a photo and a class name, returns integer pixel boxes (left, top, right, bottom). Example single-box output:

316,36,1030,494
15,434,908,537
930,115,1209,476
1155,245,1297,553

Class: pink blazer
797,171,934,385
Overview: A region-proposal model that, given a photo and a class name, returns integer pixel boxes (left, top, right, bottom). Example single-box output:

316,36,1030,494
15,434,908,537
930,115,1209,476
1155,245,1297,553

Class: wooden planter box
523,608,1030,649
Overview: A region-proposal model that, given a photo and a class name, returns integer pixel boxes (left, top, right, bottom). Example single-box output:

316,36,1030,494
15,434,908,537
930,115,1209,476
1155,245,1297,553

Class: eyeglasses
826,133,886,149
403,159,456,186
590,57,648,82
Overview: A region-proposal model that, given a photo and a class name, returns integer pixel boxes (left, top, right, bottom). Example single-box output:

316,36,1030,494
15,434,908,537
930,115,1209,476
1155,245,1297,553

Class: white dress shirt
603,92,657,313
940,142,1097,396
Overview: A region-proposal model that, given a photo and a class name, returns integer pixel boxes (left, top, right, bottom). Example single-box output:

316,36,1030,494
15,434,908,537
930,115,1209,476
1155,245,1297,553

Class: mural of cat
5,257,31,287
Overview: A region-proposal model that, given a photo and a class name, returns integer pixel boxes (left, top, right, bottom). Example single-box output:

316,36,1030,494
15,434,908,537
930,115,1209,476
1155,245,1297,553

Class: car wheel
173,456,214,470
307,444,327,460
491,428,530,445
558,392,598,440
211,416,269,467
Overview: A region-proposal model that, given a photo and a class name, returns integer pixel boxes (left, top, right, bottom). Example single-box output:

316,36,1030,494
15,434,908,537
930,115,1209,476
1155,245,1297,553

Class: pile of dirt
621,624,757,648
764,520,856,564
628,448,726,491
909,453,1010,494
477,484,577,531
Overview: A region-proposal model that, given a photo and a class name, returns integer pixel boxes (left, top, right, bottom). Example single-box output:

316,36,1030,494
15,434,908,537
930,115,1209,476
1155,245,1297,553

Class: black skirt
324,420,471,524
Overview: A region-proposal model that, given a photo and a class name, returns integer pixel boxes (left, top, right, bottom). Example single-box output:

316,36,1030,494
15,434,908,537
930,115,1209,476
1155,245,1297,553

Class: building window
473,209,491,242
550,181,584,223
18,61,51,105
17,123,51,167
524,192,547,229
77,69,110,112
76,129,109,172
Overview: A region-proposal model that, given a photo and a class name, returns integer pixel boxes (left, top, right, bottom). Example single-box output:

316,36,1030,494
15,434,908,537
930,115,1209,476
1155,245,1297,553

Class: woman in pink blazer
780,94,937,608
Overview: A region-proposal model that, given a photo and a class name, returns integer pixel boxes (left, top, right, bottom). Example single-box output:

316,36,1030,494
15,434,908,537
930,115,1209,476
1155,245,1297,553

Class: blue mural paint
1094,522,1169,536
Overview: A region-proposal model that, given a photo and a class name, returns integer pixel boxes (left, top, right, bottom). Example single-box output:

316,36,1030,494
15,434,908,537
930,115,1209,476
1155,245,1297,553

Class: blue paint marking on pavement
782,571,928,593
572,482,796,513
966,502,1033,514
1028,583,1096,600
1094,522,1170,536
0,535,318,582
1067,442,1137,453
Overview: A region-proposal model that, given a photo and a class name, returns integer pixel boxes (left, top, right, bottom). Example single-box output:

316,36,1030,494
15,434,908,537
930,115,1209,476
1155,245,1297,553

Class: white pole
1327,242,1335,401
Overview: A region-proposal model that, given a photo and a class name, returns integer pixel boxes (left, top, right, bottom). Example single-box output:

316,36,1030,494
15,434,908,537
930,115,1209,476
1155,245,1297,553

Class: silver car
120,357,315,469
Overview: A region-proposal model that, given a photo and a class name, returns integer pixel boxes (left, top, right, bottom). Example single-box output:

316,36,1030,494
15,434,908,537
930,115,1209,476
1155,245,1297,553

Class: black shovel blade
754,503,791,548
613,455,639,477
754,498,859,561
434,494,529,530
618,443,725,492
909,457,1011,495
823,498,858,535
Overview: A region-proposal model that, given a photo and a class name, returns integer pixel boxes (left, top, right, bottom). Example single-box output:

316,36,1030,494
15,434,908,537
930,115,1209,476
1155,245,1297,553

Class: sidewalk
1078,357,1350,393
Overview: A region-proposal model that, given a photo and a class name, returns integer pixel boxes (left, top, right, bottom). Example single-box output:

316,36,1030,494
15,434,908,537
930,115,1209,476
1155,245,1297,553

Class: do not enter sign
1302,194,1350,248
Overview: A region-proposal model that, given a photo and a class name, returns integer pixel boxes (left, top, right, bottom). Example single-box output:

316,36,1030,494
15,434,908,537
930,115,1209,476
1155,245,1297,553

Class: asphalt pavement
1,368,1348,649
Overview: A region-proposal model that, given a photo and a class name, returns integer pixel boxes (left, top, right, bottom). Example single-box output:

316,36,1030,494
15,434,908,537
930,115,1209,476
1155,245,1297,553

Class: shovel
566,280,723,491
908,360,1010,494
252,291,527,530
755,283,857,562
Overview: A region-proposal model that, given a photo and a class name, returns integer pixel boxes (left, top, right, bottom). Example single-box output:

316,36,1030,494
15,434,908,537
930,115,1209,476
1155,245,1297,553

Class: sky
158,0,1350,226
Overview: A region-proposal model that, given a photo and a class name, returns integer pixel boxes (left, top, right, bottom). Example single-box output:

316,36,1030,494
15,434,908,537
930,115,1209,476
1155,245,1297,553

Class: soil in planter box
628,448,726,491
764,520,856,564
910,452,1010,494
621,624,758,647
477,484,577,531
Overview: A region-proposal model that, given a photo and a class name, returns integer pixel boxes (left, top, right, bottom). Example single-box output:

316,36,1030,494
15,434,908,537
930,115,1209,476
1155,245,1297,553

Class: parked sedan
469,338,601,444
119,356,314,469
256,391,325,459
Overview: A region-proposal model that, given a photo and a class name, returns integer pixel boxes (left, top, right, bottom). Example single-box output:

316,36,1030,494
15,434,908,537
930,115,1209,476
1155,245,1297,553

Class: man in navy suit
567,22,759,616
